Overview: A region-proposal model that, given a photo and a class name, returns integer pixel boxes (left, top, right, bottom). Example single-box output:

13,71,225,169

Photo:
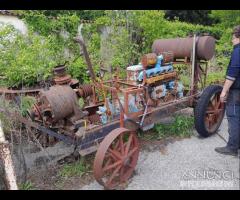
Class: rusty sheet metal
145,71,177,85
152,36,215,61
0,88,42,95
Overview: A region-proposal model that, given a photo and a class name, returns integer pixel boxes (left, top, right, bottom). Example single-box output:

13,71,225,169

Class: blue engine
137,55,174,82
167,81,184,98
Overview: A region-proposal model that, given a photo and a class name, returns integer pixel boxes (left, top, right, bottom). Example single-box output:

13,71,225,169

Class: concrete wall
0,15,28,35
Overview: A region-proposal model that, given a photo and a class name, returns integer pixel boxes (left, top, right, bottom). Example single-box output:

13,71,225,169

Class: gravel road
81,115,240,190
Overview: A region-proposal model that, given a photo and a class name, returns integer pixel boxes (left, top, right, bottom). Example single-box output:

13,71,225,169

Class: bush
0,10,236,88
0,24,64,87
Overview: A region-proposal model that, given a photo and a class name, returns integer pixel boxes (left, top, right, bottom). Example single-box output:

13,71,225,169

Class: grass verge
139,115,194,141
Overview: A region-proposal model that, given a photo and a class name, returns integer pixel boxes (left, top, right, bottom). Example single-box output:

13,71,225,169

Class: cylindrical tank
39,85,79,121
152,36,215,61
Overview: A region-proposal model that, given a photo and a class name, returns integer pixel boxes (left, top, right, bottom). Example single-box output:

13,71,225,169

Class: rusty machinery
0,34,225,190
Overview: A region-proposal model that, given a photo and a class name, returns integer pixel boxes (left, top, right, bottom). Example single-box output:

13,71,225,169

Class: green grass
19,181,35,190
20,96,36,117
58,158,91,178
140,115,194,140
0,96,20,134
206,71,225,85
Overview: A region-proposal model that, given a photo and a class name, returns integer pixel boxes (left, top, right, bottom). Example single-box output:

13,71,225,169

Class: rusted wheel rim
93,128,139,189
204,92,225,133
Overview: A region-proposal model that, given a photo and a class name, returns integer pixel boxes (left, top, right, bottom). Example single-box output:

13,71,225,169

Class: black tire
194,84,225,137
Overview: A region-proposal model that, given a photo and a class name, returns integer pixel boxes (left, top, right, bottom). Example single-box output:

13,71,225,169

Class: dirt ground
25,135,186,190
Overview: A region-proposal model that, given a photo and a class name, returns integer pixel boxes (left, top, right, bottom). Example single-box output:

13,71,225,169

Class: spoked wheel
194,85,225,137
93,128,140,190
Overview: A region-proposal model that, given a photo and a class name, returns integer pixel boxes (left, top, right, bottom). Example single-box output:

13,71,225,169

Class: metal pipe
191,34,196,95
74,26,96,82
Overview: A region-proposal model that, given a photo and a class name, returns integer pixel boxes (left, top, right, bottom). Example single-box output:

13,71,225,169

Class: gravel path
81,116,240,190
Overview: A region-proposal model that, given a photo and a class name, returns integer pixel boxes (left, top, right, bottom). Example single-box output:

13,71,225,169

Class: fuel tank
152,36,215,61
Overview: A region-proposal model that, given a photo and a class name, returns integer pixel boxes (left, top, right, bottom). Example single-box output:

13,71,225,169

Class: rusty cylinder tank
152,36,215,61
39,85,80,122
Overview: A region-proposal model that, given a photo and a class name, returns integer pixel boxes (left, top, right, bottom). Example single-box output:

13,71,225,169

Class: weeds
19,96,36,117
140,115,194,141
58,158,91,178
19,181,35,190
0,95,20,134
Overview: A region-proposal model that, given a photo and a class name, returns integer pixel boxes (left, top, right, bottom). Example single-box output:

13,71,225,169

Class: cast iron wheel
93,128,140,190
194,84,225,137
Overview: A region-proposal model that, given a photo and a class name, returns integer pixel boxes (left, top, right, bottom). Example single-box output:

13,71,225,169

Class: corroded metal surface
0,88,41,100
152,36,215,61
78,84,93,98
88,114,100,124
53,65,72,85
38,85,82,122
141,53,157,68
161,51,174,65
93,128,139,189
54,74,72,85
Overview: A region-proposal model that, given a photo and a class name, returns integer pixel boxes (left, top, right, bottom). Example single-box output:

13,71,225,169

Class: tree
210,10,240,28
164,10,216,26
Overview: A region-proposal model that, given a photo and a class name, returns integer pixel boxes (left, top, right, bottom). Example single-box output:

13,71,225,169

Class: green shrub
0,10,236,88
0,24,64,87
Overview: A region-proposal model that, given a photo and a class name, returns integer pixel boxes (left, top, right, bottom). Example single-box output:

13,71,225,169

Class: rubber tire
194,84,225,137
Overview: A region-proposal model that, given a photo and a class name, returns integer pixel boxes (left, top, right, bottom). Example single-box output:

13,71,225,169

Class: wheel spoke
213,96,218,110
106,165,122,187
119,166,125,182
124,134,133,156
211,96,216,108
205,116,210,129
103,160,122,172
208,100,215,110
215,95,221,109
108,148,122,160
127,162,135,168
127,147,138,158
113,140,120,150
119,134,124,155
208,117,213,129
206,110,215,114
